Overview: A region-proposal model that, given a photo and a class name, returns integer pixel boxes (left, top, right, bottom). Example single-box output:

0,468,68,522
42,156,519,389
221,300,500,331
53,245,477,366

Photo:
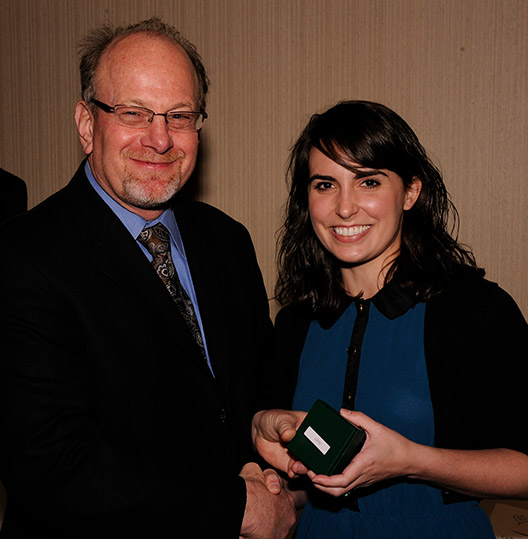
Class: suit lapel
175,203,232,383
69,165,210,373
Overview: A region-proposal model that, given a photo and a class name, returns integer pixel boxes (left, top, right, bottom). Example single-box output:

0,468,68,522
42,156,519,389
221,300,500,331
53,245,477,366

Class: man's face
76,33,201,220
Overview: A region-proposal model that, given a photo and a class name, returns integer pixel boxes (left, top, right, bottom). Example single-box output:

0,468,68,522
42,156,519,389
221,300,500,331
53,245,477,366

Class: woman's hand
308,409,528,500
308,409,416,497
252,409,308,474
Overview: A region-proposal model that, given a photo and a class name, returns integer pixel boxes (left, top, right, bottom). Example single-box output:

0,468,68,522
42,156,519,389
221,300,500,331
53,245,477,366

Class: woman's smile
308,147,421,295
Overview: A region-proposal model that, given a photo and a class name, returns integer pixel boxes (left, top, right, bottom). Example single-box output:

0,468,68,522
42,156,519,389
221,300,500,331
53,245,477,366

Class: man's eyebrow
120,99,194,111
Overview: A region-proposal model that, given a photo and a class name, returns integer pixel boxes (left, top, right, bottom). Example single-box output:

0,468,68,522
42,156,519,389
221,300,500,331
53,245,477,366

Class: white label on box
304,426,330,455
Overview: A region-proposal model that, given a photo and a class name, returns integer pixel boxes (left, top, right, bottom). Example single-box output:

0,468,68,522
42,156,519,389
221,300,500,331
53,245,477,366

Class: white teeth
333,225,371,237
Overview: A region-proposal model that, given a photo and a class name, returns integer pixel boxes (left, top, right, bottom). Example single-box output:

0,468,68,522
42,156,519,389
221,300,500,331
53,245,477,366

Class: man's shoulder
174,199,248,236
0,163,93,240
175,199,237,221
0,168,26,196
1,184,68,234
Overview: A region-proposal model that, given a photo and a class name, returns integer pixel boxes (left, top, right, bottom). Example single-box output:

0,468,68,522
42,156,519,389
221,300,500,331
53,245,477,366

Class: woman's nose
335,192,359,219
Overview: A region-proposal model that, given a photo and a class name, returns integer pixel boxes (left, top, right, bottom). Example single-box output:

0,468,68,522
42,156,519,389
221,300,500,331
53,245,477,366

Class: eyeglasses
90,99,207,132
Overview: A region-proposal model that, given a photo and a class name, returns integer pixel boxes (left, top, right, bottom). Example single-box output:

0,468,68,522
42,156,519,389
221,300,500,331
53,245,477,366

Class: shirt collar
371,279,417,320
317,279,417,328
84,160,186,259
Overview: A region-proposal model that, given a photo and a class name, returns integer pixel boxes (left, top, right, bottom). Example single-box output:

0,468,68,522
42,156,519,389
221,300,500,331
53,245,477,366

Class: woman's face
307,147,421,290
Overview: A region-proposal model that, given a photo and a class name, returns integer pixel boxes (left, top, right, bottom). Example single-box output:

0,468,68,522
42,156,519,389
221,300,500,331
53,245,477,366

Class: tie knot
137,222,171,256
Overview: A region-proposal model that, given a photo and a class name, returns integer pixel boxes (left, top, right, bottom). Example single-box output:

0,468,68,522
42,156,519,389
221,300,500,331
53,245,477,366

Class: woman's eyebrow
308,170,389,182
308,174,335,182
353,168,388,179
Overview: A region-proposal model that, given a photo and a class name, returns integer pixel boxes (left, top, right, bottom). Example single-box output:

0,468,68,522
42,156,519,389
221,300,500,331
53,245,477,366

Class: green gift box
287,399,366,476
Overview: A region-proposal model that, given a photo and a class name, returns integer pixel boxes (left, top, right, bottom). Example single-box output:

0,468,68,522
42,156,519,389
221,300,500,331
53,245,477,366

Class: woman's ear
404,177,422,210
75,101,94,155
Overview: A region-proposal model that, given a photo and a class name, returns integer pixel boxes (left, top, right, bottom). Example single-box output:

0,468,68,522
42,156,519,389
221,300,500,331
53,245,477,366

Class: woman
253,100,528,538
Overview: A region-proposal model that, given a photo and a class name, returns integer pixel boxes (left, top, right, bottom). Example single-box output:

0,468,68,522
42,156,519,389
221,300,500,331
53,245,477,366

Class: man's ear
404,176,422,210
75,100,94,155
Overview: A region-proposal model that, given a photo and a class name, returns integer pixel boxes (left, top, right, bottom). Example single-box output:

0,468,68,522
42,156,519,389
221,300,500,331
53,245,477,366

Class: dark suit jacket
0,163,273,538
0,168,27,222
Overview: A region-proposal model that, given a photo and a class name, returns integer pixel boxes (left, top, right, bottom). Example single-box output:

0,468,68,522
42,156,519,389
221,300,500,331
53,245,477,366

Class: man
0,18,295,538
0,168,27,221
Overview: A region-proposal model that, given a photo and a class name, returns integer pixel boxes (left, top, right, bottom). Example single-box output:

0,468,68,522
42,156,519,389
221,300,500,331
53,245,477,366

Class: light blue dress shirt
84,161,214,375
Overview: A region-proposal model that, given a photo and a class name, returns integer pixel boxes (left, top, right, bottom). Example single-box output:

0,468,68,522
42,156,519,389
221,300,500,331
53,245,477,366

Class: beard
120,151,184,210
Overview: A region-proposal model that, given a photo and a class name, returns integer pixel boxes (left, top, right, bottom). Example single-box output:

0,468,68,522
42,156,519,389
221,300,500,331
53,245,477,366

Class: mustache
124,149,185,163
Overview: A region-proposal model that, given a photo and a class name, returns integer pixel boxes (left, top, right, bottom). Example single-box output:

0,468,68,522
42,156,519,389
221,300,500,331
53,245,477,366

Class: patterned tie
137,223,206,359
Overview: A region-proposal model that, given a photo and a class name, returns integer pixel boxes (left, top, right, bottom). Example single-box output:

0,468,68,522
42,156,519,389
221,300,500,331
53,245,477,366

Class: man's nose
140,116,174,153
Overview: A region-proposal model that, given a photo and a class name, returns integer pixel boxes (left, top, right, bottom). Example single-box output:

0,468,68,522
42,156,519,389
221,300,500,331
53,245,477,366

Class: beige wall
1,0,527,319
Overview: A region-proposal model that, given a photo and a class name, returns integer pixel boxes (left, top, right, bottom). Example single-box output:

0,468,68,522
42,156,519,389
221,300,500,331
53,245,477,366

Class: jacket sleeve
425,276,528,455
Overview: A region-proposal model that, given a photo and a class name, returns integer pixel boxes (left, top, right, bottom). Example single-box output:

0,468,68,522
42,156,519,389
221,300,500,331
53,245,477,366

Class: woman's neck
340,257,394,299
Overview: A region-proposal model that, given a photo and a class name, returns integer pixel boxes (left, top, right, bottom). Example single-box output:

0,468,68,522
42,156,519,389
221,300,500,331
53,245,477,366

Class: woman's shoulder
425,269,526,347
427,269,520,315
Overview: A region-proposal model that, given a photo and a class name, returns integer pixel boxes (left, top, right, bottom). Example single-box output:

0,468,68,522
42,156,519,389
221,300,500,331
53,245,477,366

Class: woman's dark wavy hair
275,100,483,314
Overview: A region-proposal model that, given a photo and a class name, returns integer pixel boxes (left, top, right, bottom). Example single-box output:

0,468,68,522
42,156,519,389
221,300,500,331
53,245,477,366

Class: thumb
263,468,282,495
339,408,370,431
259,410,299,442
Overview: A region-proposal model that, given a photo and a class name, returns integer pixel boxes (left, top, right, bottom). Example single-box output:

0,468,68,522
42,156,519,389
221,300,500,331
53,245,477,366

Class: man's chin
122,177,182,210
126,191,177,211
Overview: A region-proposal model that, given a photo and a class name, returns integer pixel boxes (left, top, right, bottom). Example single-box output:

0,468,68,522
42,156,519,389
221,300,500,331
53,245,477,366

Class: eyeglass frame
90,98,208,132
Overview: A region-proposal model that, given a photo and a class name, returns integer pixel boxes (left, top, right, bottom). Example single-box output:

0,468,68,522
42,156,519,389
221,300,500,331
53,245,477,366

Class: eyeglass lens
114,106,203,131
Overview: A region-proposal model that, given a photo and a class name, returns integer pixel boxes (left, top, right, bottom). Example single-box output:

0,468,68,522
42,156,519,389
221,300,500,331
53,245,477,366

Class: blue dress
292,299,494,538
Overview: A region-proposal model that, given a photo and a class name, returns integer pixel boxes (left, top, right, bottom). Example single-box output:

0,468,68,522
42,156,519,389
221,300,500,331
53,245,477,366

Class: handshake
239,461,297,539
242,399,366,538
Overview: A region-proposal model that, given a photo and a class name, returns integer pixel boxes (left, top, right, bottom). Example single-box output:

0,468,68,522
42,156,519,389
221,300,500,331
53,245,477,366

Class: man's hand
252,409,307,474
239,462,296,539
262,468,282,495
